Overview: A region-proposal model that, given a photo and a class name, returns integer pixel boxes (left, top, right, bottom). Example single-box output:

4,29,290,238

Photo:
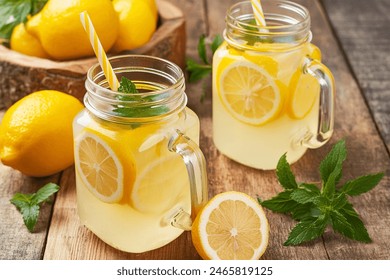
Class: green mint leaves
118,76,138,94
114,77,169,119
10,183,60,232
259,140,384,246
186,34,223,84
0,0,48,41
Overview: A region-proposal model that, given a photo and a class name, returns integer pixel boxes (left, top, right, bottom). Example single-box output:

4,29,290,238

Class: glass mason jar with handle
73,55,208,253
212,0,335,170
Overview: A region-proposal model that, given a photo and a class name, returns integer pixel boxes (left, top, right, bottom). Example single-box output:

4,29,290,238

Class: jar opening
225,0,311,50
85,55,187,123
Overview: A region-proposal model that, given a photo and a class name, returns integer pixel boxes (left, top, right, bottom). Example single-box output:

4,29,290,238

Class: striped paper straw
250,0,266,26
80,11,119,91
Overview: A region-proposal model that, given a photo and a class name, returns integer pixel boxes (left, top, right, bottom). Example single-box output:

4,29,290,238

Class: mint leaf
340,173,384,196
20,204,40,232
198,34,208,64
291,203,320,221
284,215,329,246
331,192,348,210
330,209,354,239
0,0,48,41
260,190,299,213
319,140,346,186
115,77,169,119
338,201,371,243
211,34,223,54
10,183,60,232
276,154,298,190
291,184,320,204
31,182,60,205
118,77,138,94
186,58,212,83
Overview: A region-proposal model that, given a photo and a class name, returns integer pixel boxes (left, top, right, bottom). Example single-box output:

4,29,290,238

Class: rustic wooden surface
0,0,389,260
0,0,185,110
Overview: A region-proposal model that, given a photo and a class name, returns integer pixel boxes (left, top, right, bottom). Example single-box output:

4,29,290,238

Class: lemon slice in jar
75,131,132,203
218,60,282,125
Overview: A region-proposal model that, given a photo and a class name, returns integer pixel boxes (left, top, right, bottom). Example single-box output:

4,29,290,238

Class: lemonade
212,0,335,170
74,109,199,252
73,55,207,253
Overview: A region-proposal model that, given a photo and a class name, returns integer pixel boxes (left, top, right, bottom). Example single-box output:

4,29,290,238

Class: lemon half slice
288,69,320,119
219,61,281,125
75,132,124,203
191,191,269,260
130,154,188,214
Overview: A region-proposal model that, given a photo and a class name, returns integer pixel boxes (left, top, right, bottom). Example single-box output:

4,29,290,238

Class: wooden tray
0,0,186,110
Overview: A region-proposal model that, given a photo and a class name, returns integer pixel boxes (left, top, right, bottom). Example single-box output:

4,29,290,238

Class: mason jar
73,55,208,253
212,0,335,170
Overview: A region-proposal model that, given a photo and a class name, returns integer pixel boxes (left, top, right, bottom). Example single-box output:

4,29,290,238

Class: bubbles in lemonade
212,41,322,169
73,108,199,253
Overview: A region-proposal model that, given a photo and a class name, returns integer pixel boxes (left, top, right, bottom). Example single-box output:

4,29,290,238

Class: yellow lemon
26,0,119,60
112,0,158,52
191,191,269,260
217,59,282,125
0,90,84,177
10,23,50,59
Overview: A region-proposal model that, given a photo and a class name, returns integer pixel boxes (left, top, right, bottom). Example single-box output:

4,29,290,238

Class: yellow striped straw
250,0,266,26
80,11,120,91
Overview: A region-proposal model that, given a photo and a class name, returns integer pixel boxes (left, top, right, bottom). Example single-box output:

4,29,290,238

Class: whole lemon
112,0,158,52
26,0,119,60
10,23,50,59
0,90,84,177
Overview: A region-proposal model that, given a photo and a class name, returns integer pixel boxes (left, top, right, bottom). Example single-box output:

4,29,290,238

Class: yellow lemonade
74,108,199,253
73,55,207,253
212,0,335,170
213,42,321,169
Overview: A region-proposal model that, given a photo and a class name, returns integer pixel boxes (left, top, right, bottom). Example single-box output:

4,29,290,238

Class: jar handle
301,58,335,148
168,129,208,230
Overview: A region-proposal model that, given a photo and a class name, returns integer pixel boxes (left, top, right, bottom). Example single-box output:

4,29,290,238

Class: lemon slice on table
218,61,282,125
288,69,320,119
75,132,125,203
191,191,269,260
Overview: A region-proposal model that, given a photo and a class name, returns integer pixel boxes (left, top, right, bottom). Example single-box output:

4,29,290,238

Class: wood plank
321,0,390,152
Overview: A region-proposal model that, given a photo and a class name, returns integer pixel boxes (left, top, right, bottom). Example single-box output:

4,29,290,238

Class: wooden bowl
0,0,186,110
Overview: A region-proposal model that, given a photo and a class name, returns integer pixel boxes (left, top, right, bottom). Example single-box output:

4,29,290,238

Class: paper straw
80,11,120,91
250,0,266,26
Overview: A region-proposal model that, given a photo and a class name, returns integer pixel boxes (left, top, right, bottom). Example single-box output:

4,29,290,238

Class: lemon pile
10,0,158,60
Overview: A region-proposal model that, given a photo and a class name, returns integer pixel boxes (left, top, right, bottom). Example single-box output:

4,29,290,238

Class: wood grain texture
0,0,185,110
1,0,389,260
321,0,390,152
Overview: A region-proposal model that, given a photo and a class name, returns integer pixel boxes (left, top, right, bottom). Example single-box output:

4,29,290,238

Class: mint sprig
114,76,169,118
186,34,223,102
259,140,384,246
10,183,60,232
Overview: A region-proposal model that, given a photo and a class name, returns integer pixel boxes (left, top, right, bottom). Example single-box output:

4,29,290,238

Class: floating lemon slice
191,191,269,260
288,69,320,119
218,61,281,125
75,132,124,203
131,153,188,214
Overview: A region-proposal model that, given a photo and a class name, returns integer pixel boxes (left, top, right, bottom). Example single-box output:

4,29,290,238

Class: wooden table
1,0,389,260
